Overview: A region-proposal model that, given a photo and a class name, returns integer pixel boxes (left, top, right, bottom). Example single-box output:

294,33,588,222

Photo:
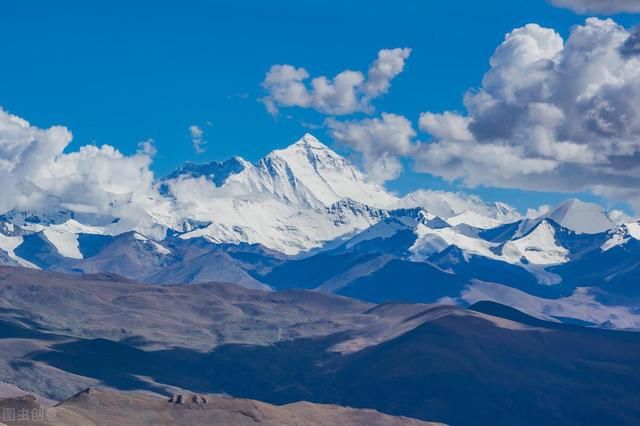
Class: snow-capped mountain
530,199,615,235
0,134,624,264
158,134,398,254
500,220,570,266
166,134,396,209
0,134,399,260
175,197,388,255
247,134,397,208
601,221,640,251
256,205,639,327
393,190,521,223
0,231,35,268
0,133,401,258
0,134,627,263
1,132,638,329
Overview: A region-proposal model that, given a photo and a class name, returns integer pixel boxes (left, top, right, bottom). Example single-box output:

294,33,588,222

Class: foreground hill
0,388,435,426
0,267,639,425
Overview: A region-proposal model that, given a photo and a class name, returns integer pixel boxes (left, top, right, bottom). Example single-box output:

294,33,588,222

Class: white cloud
0,108,171,235
609,208,634,224
549,0,640,14
415,18,640,214
362,48,413,100
526,205,552,219
261,48,411,116
419,112,473,142
137,138,157,156
327,113,416,183
189,125,206,154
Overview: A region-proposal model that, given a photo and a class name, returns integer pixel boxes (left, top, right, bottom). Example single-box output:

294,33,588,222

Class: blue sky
1,0,639,213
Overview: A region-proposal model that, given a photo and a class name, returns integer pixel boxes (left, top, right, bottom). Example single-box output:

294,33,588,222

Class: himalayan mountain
1,133,639,329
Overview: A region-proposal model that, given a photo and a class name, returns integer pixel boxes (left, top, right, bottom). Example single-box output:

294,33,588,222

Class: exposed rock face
168,393,208,405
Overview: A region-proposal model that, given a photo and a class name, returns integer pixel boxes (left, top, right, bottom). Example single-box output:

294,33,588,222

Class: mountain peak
543,199,614,234
494,202,520,222
257,135,397,208
295,133,328,150
275,133,337,161
502,218,570,266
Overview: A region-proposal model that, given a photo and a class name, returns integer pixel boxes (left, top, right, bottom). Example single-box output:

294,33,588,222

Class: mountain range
0,134,639,329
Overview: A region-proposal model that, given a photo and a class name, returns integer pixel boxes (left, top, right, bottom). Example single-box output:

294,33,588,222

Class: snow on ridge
409,224,498,262
446,210,503,230
343,208,434,249
601,221,640,251
0,233,37,268
542,198,615,234
501,220,569,266
627,221,640,239
177,196,389,255
393,190,520,223
160,134,400,254
132,232,171,255
42,229,83,259
40,219,113,260
258,133,397,208
514,199,616,239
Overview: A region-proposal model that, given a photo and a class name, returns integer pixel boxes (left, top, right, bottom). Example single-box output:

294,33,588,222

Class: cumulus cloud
261,48,411,116
549,0,640,14
415,18,640,213
419,111,473,142
0,108,170,234
189,125,206,154
327,113,416,183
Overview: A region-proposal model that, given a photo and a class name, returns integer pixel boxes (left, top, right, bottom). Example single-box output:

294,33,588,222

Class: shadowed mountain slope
0,268,638,425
